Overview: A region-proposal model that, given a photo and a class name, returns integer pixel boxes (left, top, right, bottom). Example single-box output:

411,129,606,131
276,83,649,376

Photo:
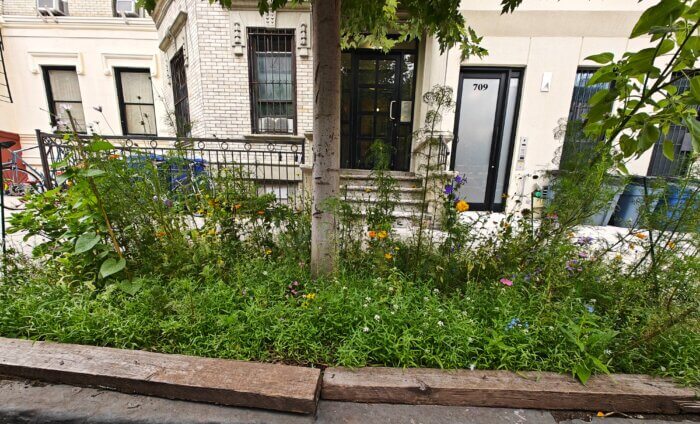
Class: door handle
389,100,397,120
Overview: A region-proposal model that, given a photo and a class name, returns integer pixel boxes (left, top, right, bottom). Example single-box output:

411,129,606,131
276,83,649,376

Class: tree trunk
310,0,341,278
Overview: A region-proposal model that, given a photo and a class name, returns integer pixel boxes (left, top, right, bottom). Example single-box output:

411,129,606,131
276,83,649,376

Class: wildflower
365,297,372,302
577,236,594,246
499,278,513,286
364,187,372,193
454,175,463,185
444,185,454,195
433,288,440,294
437,320,444,327
469,364,476,371
368,230,377,239
208,229,217,236
384,253,393,260
614,254,623,261
578,252,589,259
156,231,166,238
264,248,272,255
423,296,429,302
467,337,473,343
163,199,173,208
597,412,605,417
506,318,521,330
374,314,381,321
108,154,120,160
668,241,676,249
234,203,242,210
378,230,388,239
304,293,316,300
456,200,470,213
604,349,612,356
293,281,299,287
565,260,583,273
546,213,559,221
363,326,370,333
634,232,647,240
585,304,594,313
257,210,265,215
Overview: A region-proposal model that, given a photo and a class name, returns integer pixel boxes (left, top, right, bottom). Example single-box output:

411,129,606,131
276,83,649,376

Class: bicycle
1,141,47,211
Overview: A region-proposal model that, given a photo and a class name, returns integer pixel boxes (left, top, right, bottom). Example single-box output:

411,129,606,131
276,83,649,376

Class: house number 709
473,83,488,91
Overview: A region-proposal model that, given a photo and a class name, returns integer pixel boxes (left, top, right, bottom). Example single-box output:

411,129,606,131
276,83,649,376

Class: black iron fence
36,131,305,203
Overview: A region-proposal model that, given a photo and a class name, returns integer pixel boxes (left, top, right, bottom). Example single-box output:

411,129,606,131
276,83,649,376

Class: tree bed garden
1,118,698,387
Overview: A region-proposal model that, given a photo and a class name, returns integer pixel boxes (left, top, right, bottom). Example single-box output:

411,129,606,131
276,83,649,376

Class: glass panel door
453,69,522,211
341,52,416,171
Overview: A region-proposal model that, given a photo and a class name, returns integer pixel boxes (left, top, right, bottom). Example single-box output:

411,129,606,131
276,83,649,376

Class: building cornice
0,15,156,32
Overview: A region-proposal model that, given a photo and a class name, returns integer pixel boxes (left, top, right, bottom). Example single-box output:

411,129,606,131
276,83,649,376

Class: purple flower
454,175,463,185
585,304,594,313
578,252,589,259
444,185,454,195
566,260,583,273
577,236,594,246
163,199,173,208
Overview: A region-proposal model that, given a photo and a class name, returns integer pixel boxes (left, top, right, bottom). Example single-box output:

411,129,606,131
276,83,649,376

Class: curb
0,337,697,415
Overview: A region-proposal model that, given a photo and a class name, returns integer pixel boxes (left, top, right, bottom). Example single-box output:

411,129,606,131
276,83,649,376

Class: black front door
341,51,416,171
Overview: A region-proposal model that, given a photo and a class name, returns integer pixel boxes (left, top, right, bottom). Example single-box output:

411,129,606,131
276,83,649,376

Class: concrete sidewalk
1,378,697,424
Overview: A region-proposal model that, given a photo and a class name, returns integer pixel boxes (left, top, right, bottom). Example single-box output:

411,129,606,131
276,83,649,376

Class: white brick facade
2,0,114,17
154,1,312,139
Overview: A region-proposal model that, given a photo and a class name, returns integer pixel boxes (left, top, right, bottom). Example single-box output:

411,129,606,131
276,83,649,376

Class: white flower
461,311,468,316
388,287,395,293
604,349,612,356
433,288,440,294
363,303,368,308
392,304,399,310
437,308,444,313
469,364,476,371
342,286,348,290
590,299,597,304
362,326,370,333
548,326,555,331
374,314,381,321
390,311,395,315
660,366,667,372
423,296,429,302
365,297,372,302
467,337,473,343
437,321,444,327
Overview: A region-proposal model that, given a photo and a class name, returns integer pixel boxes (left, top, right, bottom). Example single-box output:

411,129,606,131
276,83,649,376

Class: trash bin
611,178,663,228
655,183,700,232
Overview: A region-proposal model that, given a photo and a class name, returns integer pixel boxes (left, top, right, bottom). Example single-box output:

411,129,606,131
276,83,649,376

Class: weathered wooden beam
0,338,321,414
322,367,698,414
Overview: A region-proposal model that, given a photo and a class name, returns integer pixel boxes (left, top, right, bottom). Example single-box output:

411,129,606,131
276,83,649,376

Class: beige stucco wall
0,13,168,166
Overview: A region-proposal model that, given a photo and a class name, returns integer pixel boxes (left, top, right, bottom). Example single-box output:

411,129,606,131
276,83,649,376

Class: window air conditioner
37,0,67,16
115,0,141,17
259,117,293,133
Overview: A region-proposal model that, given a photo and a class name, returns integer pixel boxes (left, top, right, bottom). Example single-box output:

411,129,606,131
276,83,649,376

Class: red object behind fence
0,130,27,185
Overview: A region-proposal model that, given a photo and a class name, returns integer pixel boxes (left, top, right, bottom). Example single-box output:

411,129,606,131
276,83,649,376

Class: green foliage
579,0,700,172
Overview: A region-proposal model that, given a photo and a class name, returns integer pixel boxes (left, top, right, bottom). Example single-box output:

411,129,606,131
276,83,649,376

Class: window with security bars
170,48,191,137
43,66,86,132
248,28,296,134
647,72,696,177
560,69,611,169
116,68,157,135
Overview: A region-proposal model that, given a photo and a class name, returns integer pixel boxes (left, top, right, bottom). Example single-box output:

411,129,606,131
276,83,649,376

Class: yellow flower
196,209,205,215
456,200,470,213
614,254,622,261
207,228,217,236
364,187,372,193
264,248,272,255
378,230,388,239
634,232,647,240
368,230,377,239
156,231,166,238
668,241,676,249
597,412,605,417
304,293,316,300
234,203,242,210
384,253,393,260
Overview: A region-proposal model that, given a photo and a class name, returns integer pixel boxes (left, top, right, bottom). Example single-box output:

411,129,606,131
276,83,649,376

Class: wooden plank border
322,367,698,414
0,338,321,414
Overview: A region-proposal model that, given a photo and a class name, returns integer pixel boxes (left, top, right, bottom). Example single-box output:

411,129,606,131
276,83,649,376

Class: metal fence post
35,129,53,190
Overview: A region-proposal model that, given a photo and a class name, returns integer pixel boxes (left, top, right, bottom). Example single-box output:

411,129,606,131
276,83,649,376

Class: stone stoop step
0,337,321,414
321,367,698,415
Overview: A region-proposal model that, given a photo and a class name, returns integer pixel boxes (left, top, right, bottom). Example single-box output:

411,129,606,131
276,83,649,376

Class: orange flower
378,230,388,239
456,200,470,213
156,231,166,238
234,203,242,210
257,210,265,215
634,232,647,240
668,241,676,249
368,230,377,239
108,154,120,160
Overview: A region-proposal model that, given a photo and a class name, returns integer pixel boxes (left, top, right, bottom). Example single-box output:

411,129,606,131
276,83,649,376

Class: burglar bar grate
647,72,696,177
247,28,296,135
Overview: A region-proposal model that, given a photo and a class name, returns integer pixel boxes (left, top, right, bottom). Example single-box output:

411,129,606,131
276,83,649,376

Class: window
248,28,296,134
648,72,696,177
560,69,611,169
37,0,67,16
42,67,86,132
170,48,190,137
114,0,143,17
115,68,157,135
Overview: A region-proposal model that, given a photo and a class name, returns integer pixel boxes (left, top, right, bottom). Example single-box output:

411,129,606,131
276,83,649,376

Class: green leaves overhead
585,52,614,64
630,0,685,38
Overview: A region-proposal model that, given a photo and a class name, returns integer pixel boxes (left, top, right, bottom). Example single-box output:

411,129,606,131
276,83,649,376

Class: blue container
167,157,207,190
611,182,662,228
656,184,699,231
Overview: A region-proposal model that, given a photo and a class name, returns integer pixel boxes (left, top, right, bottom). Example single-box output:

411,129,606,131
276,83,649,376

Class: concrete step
340,186,425,202
340,173,422,189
